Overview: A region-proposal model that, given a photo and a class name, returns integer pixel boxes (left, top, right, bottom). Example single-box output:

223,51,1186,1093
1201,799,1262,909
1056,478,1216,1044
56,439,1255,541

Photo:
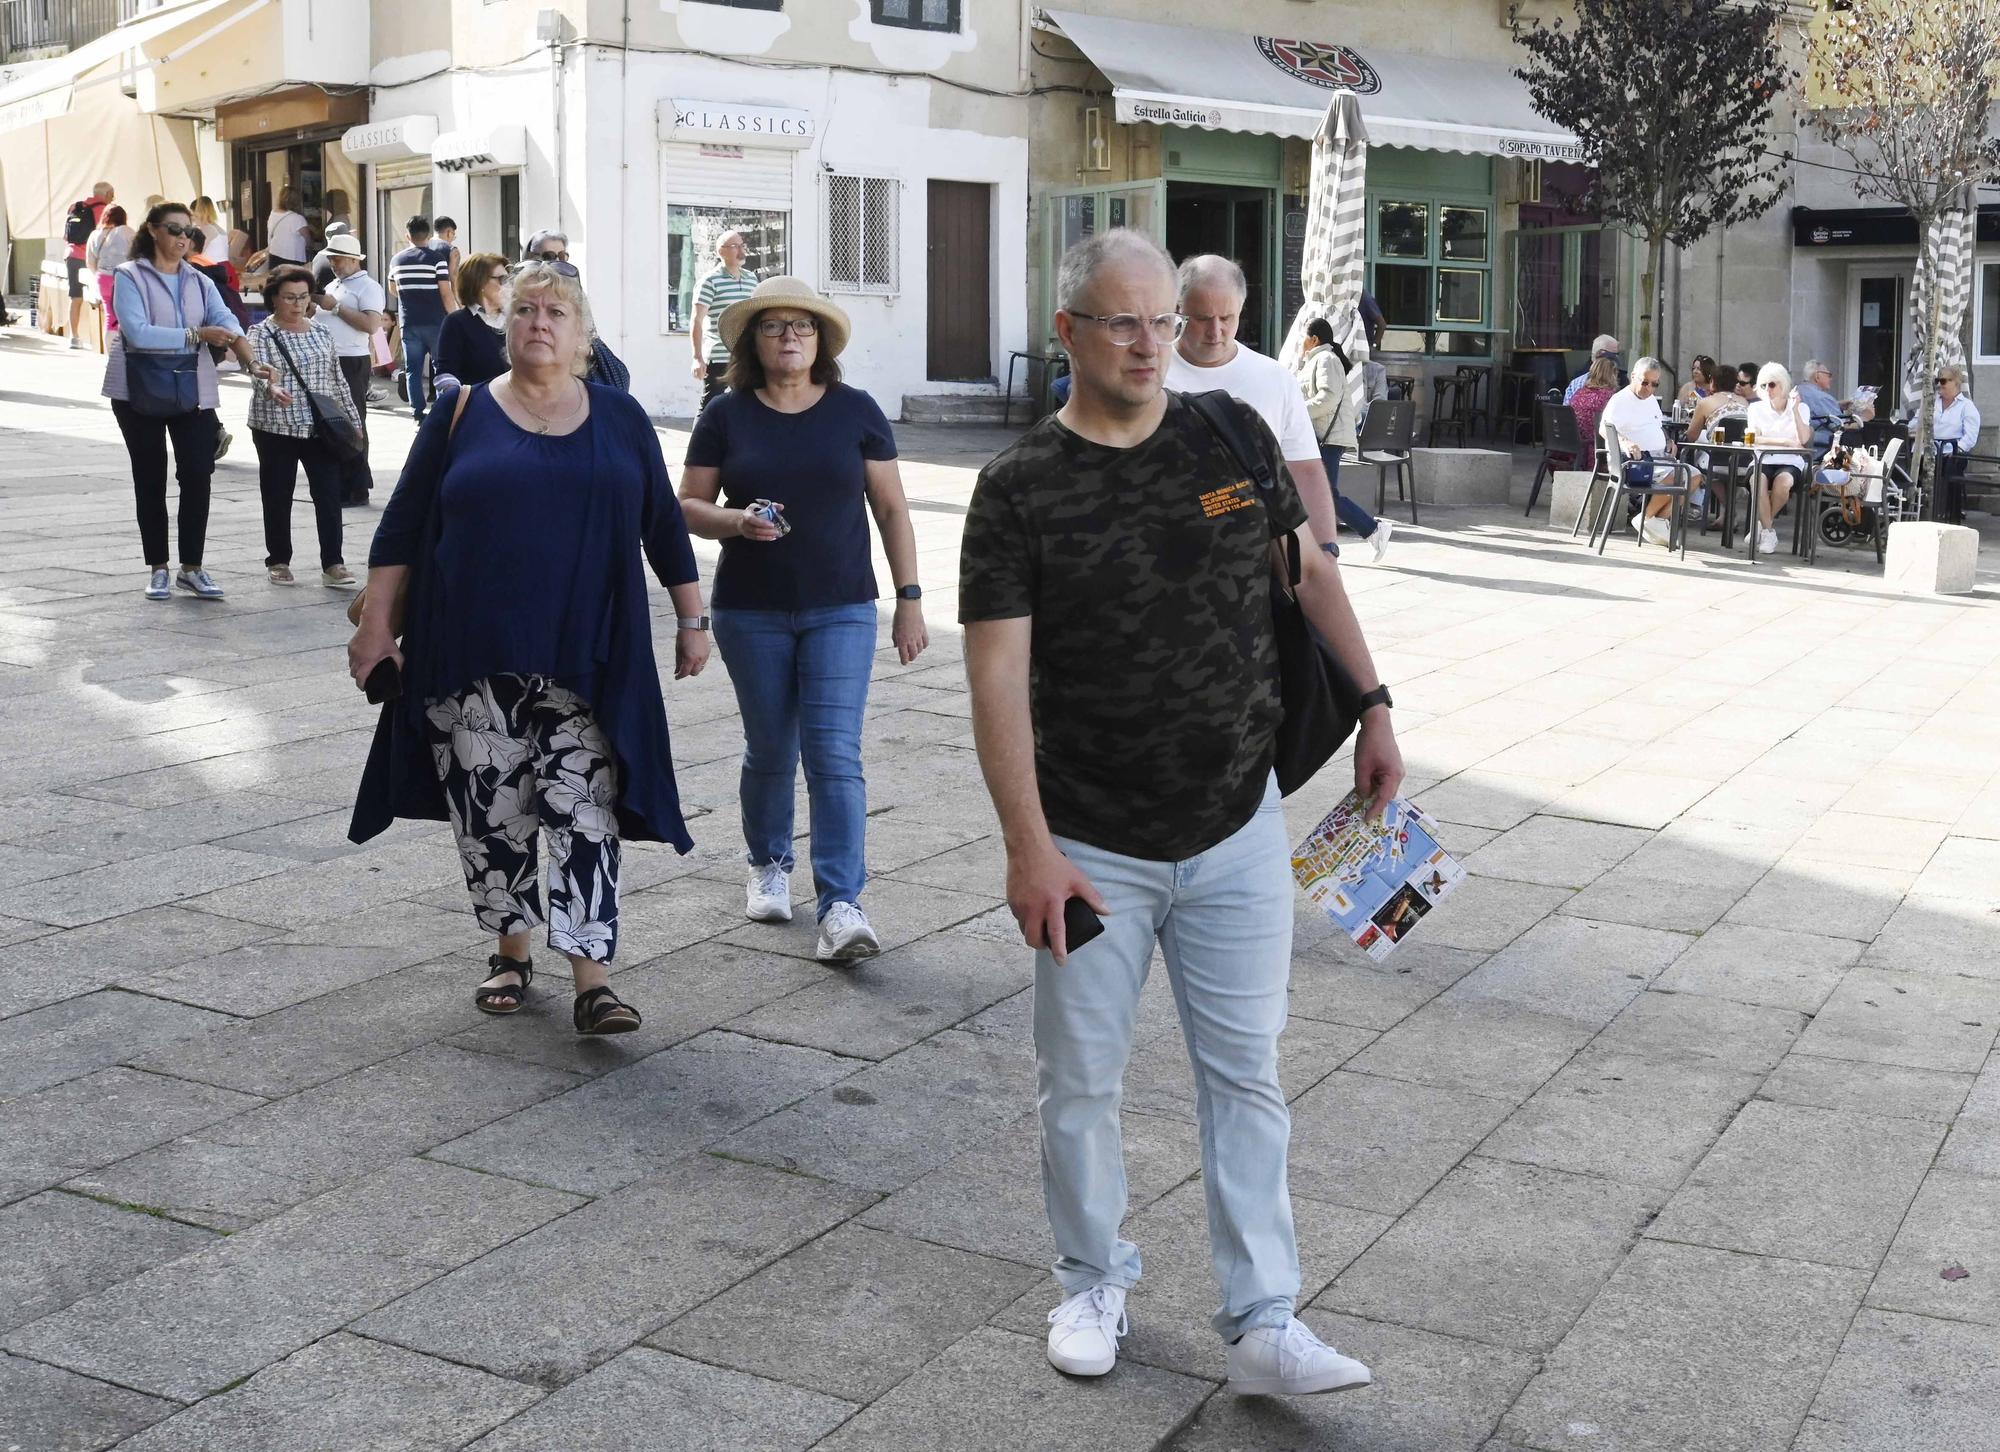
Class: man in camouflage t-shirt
960,228,1403,1396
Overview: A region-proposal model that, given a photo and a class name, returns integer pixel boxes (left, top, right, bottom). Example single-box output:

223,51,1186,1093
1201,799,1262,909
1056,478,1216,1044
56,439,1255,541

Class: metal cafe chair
1526,399,1589,517
1589,422,1693,559
1356,397,1419,525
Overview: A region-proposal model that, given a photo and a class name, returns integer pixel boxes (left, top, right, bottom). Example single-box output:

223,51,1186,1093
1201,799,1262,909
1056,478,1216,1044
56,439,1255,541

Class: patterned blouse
247,318,360,439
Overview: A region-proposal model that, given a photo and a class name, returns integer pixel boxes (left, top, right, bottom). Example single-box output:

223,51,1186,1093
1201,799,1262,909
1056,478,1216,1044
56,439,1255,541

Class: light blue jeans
1035,773,1300,1341
711,603,877,919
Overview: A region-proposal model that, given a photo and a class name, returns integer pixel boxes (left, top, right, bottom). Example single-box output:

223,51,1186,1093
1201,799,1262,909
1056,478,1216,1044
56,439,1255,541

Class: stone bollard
1884,521,1979,594
1548,470,1596,531
1408,448,1510,506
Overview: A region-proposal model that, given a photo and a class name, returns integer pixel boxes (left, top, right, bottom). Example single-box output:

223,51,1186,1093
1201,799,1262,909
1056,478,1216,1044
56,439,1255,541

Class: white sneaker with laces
1757,526,1779,554
1642,516,1673,545
1367,518,1394,563
144,568,170,601
1046,1284,1127,1377
746,863,792,923
175,567,225,600
815,901,880,961
1227,1317,1373,1396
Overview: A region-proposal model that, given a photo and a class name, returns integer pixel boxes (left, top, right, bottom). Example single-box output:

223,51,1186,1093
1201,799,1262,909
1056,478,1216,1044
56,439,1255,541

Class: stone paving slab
0,1190,217,1335
651,1222,1040,1402
354,1153,873,1387
3,1158,582,1401
0,1067,263,1206
0,1351,179,1452
1498,1241,1868,1452
1791,1309,2000,1452
1323,1156,1661,1352
0,988,234,1098
1864,1168,2000,1327
1793,967,2000,1074
111,1333,542,1452
462,1346,855,1452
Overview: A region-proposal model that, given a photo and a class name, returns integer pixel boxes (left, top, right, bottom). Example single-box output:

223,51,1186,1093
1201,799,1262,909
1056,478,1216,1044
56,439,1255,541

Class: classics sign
667,100,816,150
1255,37,1382,95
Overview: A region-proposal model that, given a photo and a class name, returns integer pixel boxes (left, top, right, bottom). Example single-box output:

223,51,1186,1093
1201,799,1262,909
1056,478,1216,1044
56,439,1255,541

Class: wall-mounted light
1083,106,1110,172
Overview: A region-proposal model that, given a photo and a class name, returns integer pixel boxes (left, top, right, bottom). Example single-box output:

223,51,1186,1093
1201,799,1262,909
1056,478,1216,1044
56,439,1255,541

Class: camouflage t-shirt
959,392,1308,862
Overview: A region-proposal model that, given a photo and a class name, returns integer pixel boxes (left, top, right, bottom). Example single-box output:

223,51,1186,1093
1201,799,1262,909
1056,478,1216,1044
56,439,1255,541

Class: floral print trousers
424,675,622,963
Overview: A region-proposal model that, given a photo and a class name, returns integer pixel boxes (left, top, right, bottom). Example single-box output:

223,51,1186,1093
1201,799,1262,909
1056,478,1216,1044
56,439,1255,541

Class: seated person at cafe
1796,358,1871,450
1744,362,1813,555
1601,356,1702,545
1565,334,1620,405
1689,363,1755,442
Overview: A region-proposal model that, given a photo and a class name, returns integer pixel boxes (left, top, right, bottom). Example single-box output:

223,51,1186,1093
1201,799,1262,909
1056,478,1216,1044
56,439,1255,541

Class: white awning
0,0,250,136
342,115,439,164
432,126,527,173
1041,10,1582,160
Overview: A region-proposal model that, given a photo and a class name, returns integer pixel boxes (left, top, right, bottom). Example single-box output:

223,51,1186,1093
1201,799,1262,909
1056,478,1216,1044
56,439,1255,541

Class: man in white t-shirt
1163,255,1343,556
312,234,386,505
1600,357,1701,546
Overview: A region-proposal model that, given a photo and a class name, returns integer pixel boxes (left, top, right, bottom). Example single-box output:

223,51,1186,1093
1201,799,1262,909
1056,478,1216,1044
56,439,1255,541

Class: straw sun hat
717,275,852,359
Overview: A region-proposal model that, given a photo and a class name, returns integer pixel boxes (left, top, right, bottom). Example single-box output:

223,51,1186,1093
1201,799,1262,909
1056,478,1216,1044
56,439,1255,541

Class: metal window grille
872,0,958,30
823,174,900,296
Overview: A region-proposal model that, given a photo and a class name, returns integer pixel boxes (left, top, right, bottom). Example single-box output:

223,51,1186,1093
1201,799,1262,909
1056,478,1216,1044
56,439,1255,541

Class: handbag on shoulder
346,383,473,635
1185,390,1364,796
120,267,200,419
269,328,366,462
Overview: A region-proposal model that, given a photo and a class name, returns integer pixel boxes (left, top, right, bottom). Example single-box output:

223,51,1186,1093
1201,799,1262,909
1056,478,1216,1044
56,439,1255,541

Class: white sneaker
1367,518,1394,563
69,335,85,350
1757,526,1779,554
746,862,792,923
1046,1284,1127,1377
1227,1317,1373,1397
1642,516,1672,545
815,901,880,962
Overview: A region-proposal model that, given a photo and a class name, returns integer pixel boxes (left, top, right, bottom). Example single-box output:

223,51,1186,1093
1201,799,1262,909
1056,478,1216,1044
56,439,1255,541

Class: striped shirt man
695,265,757,365
389,238,452,327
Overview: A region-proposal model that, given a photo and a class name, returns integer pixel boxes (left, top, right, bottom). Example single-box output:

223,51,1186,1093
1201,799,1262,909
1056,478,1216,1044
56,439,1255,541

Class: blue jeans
402,322,441,422
1318,444,1379,537
712,603,877,919
1035,774,1299,1341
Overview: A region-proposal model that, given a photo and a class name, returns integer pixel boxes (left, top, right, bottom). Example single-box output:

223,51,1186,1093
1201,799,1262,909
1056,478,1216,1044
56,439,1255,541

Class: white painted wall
581,46,1030,420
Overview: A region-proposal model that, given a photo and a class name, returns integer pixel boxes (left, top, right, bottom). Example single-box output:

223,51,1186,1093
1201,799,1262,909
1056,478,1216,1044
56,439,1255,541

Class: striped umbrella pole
1280,90,1371,420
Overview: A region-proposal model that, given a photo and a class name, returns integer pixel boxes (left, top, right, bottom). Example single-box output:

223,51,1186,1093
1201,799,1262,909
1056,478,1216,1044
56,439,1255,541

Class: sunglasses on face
756,317,818,338
158,221,189,237
534,250,569,263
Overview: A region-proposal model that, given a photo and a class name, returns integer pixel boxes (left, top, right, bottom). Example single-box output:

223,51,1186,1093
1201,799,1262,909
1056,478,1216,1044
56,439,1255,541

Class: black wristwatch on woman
1357,684,1393,714
895,585,922,601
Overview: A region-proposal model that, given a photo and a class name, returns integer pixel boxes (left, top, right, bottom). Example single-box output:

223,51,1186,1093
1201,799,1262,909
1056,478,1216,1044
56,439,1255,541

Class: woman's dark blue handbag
122,267,201,418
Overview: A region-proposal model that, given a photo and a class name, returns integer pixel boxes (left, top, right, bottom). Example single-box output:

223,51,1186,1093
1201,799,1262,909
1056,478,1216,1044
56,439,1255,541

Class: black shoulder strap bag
1185,389,1364,797
269,327,367,462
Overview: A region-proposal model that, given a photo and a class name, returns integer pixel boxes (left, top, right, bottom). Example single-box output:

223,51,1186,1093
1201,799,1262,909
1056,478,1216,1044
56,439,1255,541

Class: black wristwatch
895,584,923,601
1357,684,1393,713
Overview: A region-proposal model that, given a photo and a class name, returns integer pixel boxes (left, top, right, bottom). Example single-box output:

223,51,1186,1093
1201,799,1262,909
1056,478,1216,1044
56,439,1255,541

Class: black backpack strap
1184,389,1302,587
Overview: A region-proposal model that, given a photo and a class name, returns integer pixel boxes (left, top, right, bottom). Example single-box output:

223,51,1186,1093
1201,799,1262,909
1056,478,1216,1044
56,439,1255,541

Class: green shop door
1165,184,1275,353
1042,181,1166,335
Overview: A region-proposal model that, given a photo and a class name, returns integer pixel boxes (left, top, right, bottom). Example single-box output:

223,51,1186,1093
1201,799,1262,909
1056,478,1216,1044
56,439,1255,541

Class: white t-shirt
1166,344,1321,463
267,209,311,262
319,270,385,357
1745,397,1809,471
1600,386,1668,455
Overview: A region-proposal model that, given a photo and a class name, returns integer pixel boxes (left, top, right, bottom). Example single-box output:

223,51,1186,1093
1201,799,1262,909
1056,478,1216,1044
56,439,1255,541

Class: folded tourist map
1292,792,1465,960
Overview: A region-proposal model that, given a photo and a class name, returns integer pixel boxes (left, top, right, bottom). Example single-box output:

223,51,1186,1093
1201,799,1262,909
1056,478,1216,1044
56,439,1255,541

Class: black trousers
338,353,374,501
111,401,218,568
252,429,345,569
699,361,729,412
1938,451,1969,525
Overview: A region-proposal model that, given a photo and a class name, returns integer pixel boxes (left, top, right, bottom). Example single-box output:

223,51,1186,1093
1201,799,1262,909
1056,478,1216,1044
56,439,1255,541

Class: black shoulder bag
1185,390,1364,797
269,327,367,462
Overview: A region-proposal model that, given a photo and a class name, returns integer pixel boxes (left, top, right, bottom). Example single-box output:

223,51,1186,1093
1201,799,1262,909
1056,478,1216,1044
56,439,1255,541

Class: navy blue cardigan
348,382,699,850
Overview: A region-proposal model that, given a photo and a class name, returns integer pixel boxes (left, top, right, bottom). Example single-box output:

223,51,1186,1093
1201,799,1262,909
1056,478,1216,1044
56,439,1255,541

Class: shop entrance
1166,183,1273,353
1850,270,1908,400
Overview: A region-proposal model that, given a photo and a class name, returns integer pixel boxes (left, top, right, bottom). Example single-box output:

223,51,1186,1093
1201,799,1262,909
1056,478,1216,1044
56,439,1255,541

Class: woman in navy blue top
348,262,711,1034
680,277,928,963
434,251,510,388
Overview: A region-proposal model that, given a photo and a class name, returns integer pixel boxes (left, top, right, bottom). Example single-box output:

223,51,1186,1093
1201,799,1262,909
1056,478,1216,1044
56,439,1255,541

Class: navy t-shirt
390,242,450,327
685,383,897,610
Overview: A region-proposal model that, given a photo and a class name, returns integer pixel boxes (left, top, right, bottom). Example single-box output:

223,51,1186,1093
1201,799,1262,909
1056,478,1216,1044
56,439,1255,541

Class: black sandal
573,985,641,1035
475,954,533,1015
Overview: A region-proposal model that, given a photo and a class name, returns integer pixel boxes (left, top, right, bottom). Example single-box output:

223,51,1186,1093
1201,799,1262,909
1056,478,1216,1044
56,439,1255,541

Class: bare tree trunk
1640,230,1668,361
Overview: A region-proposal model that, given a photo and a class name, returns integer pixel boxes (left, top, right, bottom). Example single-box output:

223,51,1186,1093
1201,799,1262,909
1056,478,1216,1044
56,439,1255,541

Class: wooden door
927,180,992,381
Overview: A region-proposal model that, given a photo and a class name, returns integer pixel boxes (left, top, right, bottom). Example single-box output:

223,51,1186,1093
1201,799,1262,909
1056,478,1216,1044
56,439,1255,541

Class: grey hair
1176,253,1248,304
1591,333,1620,358
1802,358,1830,380
503,261,597,379
1756,360,1792,392
1630,355,1664,384
1054,228,1176,314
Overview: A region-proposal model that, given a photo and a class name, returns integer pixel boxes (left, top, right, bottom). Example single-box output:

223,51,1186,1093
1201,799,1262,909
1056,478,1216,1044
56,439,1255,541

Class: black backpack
63,201,96,247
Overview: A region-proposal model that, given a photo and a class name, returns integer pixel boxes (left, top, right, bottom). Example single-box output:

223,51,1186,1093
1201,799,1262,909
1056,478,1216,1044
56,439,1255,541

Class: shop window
824,174,901,296
1978,261,2000,362
872,0,958,31
1367,193,1493,357
665,205,789,332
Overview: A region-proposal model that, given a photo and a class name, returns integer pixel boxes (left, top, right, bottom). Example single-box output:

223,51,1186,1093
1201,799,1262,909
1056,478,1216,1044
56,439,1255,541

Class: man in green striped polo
689,231,756,412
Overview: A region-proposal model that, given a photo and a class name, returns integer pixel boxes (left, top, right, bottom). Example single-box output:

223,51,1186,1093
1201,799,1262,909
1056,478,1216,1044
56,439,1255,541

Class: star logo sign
1255,36,1382,94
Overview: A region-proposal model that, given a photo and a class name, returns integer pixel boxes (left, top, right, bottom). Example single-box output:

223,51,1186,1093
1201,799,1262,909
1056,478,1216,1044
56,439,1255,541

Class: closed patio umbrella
1279,89,1370,422
1903,199,1975,418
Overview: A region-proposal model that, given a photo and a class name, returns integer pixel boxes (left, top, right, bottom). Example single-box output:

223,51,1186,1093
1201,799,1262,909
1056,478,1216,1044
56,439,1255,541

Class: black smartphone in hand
363,657,402,705
1062,896,1105,953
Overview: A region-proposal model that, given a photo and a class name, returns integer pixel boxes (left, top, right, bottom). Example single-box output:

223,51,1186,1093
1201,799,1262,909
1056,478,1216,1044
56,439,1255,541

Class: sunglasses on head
524,259,579,278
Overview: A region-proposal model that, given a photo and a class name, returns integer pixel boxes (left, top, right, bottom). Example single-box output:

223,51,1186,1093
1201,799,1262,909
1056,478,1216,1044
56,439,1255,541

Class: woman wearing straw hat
679,276,928,963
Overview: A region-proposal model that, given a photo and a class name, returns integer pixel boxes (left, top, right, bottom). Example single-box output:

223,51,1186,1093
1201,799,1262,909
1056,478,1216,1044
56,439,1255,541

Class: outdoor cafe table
1691,438,1812,564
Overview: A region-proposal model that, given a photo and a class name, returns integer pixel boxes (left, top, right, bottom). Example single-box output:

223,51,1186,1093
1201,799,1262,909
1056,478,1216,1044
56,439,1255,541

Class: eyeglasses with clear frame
756,317,819,338
1065,311,1188,346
